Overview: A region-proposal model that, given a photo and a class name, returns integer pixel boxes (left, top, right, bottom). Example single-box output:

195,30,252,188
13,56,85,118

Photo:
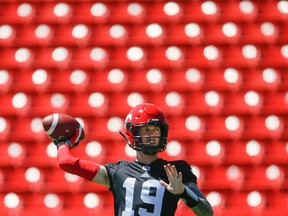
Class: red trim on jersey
57,144,100,181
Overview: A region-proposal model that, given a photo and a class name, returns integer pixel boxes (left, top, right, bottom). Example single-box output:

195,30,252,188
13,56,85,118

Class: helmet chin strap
143,151,158,155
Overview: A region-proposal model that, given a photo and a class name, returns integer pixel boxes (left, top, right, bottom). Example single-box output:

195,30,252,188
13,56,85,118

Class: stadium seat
203,68,242,92
15,24,53,47
11,69,51,93
262,92,288,115
0,69,13,94
222,91,263,115
0,2,35,24
165,23,202,46
43,167,85,192
242,68,281,92
109,46,147,68
150,92,186,117
34,47,71,69
220,0,257,22
262,141,288,165
241,23,279,45
185,46,222,68
48,69,89,93
168,116,205,141
221,45,260,68
183,1,220,23
71,47,109,69
108,93,142,117
0,117,11,142
0,48,34,69
163,68,204,92
242,115,284,140
53,24,91,47
72,2,110,24
223,140,264,166
202,166,244,191
204,23,240,45
109,2,146,23
185,140,225,166
72,140,108,165
261,192,288,216
257,0,288,22
89,69,127,93
243,165,284,191
4,167,45,192
222,191,266,216
260,45,288,68
68,92,109,117
129,24,165,46
87,117,123,142
278,22,288,43
10,117,47,142
35,2,73,24
0,24,16,47
25,141,58,167
147,1,183,23
160,140,186,161
185,91,223,116
145,46,184,68
0,93,31,117
30,93,69,116
0,142,26,167
124,69,166,93
105,140,137,162
203,116,244,140
90,24,128,46
0,192,23,215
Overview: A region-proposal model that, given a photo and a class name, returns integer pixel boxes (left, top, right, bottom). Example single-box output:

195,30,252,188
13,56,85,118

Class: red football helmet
119,103,169,155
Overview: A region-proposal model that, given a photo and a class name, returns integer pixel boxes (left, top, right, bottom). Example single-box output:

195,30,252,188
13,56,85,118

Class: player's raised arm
42,113,110,187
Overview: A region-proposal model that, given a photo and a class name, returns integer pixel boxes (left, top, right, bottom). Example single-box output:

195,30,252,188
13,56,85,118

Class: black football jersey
105,158,197,216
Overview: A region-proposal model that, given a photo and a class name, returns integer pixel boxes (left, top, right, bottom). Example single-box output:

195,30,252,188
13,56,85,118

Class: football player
55,103,213,216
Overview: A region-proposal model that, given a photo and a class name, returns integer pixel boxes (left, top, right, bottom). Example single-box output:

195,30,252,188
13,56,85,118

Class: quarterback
55,103,213,216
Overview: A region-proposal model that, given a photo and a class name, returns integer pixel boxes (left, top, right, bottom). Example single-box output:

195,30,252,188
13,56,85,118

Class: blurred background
0,0,288,215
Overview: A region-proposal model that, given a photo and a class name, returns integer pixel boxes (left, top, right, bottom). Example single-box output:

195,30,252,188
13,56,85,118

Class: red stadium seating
262,141,288,165
242,115,284,140
15,24,53,47
202,166,244,191
242,68,281,92
203,116,244,140
0,93,31,117
243,165,285,191
222,91,263,115
0,1,288,215
223,140,265,166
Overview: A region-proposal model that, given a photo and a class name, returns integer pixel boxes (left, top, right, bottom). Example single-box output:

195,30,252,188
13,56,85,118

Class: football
42,113,85,143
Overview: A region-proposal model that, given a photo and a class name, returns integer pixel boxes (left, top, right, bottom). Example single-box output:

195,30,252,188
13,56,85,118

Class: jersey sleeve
104,160,128,189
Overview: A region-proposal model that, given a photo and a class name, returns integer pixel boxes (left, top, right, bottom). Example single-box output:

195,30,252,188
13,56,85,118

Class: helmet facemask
120,119,169,155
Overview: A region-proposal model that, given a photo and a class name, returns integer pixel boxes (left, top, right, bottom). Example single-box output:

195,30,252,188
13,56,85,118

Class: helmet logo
125,113,132,123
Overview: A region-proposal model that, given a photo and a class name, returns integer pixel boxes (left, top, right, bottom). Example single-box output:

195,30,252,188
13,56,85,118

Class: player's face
139,125,161,145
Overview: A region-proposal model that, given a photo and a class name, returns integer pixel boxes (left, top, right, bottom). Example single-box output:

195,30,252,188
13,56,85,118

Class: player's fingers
164,165,173,179
159,180,169,188
171,165,178,177
178,172,183,182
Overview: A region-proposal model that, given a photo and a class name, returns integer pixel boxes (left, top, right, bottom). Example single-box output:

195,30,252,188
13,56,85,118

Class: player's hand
160,164,185,195
53,128,82,149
